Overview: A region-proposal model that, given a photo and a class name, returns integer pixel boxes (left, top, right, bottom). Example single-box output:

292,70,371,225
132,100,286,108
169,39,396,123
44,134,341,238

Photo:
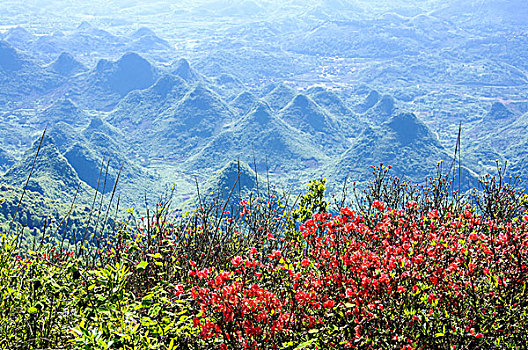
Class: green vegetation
1,2,528,347
1,164,527,349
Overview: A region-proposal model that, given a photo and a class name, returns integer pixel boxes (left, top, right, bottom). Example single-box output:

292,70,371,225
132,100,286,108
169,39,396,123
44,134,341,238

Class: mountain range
1,1,527,221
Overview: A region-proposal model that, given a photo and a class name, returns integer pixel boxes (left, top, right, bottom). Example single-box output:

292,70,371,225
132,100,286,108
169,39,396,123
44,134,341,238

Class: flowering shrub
1,167,527,349
187,202,528,349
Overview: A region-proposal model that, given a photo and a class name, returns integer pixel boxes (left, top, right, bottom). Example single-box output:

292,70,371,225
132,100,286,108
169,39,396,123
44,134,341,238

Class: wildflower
428,210,439,219
323,299,335,308
372,200,386,211
231,256,243,268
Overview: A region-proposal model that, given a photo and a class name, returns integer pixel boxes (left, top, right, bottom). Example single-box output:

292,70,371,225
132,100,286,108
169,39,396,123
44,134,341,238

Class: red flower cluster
182,201,528,348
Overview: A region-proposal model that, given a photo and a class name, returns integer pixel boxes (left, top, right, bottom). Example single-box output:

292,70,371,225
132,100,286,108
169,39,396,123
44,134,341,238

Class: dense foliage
1,166,527,349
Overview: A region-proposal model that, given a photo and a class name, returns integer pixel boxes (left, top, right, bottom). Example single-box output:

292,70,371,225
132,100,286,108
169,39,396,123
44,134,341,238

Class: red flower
340,207,355,216
372,200,386,211
231,255,243,268
428,293,437,303
301,259,310,268
428,210,439,219
323,299,335,308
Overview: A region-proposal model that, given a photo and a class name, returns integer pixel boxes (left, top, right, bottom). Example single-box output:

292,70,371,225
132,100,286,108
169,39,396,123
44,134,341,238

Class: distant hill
185,102,328,174
305,86,363,137
365,94,396,124
171,58,200,83
279,94,348,154
356,89,380,112
199,159,259,203
108,74,189,130
231,91,259,116
0,40,62,107
128,27,171,52
264,83,297,112
214,73,245,98
150,82,235,158
48,52,87,76
96,52,157,96
329,113,477,188
1,135,92,203
74,52,157,110
0,40,23,72
35,98,89,127
3,26,35,47
486,102,514,120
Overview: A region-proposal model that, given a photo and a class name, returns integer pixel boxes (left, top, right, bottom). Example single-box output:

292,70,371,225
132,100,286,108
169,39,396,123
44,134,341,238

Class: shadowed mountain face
49,52,87,76
96,52,157,96
70,52,158,110
369,94,396,121
486,102,514,120
386,112,433,146
172,58,200,82
0,41,23,72
63,142,116,193
357,90,380,112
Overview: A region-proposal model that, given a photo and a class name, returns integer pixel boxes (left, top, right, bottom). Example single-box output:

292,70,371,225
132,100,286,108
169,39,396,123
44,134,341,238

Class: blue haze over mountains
0,0,527,209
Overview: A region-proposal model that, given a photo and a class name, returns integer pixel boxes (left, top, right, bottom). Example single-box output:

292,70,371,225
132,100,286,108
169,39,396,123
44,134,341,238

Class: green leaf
295,339,316,349
137,261,148,270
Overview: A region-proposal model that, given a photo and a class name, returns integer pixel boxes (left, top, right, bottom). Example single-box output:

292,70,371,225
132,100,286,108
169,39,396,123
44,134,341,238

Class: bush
1,166,527,349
